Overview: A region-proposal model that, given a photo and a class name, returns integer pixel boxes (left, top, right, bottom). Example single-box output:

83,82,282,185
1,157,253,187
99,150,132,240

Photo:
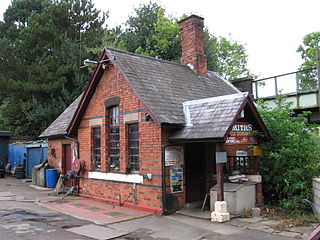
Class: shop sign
225,122,257,145
165,146,184,166
170,168,183,193
236,150,248,156
253,145,263,156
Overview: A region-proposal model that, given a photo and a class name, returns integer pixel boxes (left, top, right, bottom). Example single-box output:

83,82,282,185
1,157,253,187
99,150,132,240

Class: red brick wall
77,63,163,211
48,138,76,173
161,127,186,209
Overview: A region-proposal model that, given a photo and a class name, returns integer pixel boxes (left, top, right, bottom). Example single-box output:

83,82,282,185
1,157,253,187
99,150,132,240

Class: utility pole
317,42,320,129
316,41,320,88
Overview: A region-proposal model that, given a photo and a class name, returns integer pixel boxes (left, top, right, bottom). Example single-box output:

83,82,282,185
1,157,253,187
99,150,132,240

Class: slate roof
169,93,248,140
106,48,239,125
44,47,243,138
39,94,83,138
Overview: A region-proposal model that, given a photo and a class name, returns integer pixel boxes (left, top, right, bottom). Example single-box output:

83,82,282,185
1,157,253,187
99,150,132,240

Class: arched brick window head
104,97,120,108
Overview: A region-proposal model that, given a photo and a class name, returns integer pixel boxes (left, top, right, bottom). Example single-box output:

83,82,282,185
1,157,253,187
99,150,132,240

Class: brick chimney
178,15,207,76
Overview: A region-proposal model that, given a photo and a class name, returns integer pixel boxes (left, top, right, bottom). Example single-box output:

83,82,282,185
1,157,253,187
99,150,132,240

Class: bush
259,99,320,212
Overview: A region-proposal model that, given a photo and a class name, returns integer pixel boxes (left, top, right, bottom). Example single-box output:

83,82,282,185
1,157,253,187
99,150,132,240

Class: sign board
236,150,248,157
216,152,227,163
170,168,183,193
225,122,257,145
253,146,263,156
165,146,184,166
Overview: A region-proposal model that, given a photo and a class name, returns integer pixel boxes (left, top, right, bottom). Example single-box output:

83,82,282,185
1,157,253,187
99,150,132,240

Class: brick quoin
77,63,164,213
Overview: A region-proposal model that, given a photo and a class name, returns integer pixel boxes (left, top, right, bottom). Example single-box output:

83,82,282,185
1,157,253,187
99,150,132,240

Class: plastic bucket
46,169,58,188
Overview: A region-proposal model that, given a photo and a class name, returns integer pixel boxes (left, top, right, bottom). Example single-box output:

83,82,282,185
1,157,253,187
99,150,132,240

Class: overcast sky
1,0,319,80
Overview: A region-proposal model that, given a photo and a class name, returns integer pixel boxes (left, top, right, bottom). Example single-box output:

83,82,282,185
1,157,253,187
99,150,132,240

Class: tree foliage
0,0,106,136
0,1,252,136
259,98,320,212
135,8,181,61
111,2,250,77
120,3,180,61
205,31,250,81
121,2,161,54
296,32,320,90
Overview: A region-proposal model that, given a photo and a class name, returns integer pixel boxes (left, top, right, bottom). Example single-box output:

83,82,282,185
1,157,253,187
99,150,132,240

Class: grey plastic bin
32,161,48,187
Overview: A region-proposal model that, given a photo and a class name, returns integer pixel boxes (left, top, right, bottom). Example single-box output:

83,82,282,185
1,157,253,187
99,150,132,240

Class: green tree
89,25,126,55
205,32,250,81
120,2,250,77
135,8,181,61
296,32,320,90
102,26,126,49
121,2,161,54
0,0,106,136
120,2,180,61
259,98,320,212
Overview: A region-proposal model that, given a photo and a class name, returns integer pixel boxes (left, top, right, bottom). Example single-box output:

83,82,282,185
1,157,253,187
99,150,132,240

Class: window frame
108,105,120,172
92,127,101,170
128,123,139,173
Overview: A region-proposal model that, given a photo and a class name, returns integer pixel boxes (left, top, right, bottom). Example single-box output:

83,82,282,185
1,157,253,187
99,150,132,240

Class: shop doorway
185,143,207,203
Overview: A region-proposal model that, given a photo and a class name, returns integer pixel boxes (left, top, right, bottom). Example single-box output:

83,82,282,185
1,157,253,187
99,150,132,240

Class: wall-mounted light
83,59,98,67
145,113,152,121
82,59,110,69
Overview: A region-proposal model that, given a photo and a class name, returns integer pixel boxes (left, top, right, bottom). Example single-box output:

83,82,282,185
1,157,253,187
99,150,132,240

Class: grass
261,206,320,230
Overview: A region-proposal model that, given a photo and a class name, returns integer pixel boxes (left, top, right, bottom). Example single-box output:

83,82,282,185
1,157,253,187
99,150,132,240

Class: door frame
185,143,207,203
62,144,72,173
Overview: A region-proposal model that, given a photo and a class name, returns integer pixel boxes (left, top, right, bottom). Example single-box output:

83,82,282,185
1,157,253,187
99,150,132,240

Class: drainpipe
132,183,137,204
316,42,320,113
162,146,167,214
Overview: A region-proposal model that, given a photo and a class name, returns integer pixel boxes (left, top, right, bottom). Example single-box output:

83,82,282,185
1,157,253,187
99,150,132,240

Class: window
92,127,101,170
129,124,139,172
109,106,120,171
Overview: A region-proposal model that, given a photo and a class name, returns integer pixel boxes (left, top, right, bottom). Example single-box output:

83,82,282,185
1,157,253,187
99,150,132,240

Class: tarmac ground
0,176,318,240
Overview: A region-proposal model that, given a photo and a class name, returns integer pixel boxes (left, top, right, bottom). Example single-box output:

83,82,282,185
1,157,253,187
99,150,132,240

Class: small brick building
40,15,269,214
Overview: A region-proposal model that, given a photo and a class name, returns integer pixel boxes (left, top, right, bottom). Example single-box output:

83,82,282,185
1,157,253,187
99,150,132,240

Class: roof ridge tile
105,46,186,68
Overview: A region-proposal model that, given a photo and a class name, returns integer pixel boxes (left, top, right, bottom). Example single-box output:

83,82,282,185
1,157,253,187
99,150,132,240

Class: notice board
165,146,184,167
170,168,183,193
225,122,257,145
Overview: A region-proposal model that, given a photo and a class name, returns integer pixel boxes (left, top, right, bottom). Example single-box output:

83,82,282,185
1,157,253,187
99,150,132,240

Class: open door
185,143,206,203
